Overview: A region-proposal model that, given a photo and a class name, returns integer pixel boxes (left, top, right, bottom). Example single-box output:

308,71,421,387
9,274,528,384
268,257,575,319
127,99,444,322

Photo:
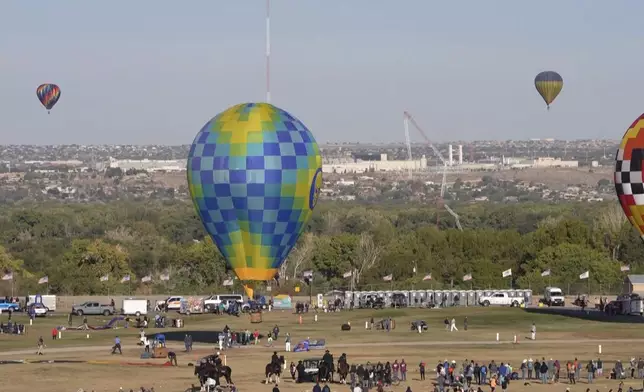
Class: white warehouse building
322,153,428,174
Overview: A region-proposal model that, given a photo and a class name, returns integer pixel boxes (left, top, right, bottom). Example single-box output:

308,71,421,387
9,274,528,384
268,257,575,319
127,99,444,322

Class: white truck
479,292,524,307
543,287,565,307
203,294,248,312
122,299,148,316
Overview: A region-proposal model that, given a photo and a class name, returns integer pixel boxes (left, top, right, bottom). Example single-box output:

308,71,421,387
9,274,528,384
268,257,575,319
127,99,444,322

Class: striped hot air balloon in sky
534,71,563,110
187,102,322,298
615,113,644,241
36,84,61,114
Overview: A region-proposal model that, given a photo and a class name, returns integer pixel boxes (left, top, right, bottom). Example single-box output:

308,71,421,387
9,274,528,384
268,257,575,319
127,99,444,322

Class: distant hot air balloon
616,113,644,240
534,71,563,110
187,103,322,298
36,84,61,114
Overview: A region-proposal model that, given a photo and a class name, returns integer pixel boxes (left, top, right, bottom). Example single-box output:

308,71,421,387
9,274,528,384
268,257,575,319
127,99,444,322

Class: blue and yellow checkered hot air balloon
187,103,322,298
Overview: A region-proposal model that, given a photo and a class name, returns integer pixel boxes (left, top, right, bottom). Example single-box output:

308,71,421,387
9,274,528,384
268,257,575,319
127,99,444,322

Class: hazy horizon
3,1,644,145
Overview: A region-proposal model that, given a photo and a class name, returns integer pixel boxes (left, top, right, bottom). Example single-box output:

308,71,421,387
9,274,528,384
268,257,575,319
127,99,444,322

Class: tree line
0,200,639,296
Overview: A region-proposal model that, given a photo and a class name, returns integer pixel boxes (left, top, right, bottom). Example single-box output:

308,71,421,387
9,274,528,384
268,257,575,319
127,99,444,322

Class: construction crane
403,115,413,180
403,111,463,231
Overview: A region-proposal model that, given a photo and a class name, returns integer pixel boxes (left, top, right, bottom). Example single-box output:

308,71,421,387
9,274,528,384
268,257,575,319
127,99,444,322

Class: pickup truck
71,302,116,316
479,292,524,307
0,299,20,312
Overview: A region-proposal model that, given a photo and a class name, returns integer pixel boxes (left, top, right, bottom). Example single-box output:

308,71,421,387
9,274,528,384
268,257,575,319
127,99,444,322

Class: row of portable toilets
344,289,533,308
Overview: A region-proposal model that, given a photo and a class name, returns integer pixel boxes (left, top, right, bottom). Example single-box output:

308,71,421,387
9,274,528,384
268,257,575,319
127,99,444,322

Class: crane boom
444,204,463,231
403,111,448,166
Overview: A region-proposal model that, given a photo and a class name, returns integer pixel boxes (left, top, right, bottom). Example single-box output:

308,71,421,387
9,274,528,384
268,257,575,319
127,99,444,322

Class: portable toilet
453,290,463,306
467,290,476,306
459,290,468,306
474,290,484,306
344,291,353,309
524,289,533,305
434,290,443,307
410,290,418,306
444,290,455,307
417,290,427,306
384,291,393,306
426,290,435,305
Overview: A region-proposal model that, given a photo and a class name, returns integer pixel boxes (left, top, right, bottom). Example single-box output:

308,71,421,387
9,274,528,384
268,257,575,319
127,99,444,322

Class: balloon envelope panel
187,103,322,281
615,113,644,239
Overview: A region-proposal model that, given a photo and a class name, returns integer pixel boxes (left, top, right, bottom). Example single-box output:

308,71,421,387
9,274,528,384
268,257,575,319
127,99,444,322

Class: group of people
430,356,637,389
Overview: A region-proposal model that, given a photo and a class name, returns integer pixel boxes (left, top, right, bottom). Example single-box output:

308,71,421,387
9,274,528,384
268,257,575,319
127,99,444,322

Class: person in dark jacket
539,361,549,384
296,361,305,383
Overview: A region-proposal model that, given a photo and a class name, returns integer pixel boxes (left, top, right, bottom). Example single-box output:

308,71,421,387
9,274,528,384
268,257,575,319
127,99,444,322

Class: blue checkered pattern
187,103,322,281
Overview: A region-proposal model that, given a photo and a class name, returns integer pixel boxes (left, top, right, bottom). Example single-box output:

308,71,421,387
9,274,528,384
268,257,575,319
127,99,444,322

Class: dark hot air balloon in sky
534,71,563,110
36,84,61,114
187,103,322,298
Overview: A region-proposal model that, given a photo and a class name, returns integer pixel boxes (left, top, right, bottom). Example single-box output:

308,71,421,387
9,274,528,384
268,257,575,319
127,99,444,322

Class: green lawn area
0,306,640,351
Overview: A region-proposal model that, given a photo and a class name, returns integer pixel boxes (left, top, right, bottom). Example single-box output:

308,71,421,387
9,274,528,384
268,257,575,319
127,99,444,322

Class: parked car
300,358,323,382
0,299,20,312
28,303,49,317
71,302,116,316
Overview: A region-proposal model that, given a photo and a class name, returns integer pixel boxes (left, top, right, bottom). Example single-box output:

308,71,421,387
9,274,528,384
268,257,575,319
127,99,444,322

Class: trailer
180,297,205,315
28,294,57,311
123,299,148,316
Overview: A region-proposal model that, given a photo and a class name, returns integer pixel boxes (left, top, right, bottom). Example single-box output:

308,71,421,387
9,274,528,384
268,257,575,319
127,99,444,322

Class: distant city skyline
3,1,644,145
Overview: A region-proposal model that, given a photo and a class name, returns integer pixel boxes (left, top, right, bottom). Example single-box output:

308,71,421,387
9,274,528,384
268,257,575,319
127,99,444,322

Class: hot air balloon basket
250,313,263,323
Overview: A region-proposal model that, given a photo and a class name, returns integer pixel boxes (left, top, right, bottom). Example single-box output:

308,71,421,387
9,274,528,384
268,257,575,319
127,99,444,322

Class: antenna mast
265,0,271,103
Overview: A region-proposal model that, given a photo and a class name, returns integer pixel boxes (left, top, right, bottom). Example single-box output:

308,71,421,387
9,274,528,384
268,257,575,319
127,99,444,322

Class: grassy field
0,307,642,392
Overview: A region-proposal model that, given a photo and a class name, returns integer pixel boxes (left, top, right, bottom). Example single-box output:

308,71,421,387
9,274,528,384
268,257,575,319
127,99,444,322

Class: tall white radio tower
265,0,271,103
403,115,413,180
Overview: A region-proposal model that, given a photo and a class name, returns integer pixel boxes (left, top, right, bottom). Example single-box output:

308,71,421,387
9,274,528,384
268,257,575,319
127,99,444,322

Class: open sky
2,1,644,144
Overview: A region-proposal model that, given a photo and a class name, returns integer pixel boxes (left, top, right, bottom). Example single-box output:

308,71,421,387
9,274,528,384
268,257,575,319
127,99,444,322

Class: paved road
1,338,639,358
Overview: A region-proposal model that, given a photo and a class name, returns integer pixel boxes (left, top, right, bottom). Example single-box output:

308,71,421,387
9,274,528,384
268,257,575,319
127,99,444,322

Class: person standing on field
530,322,536,340
37,336,45,355
285,332,291,352
450,318,458,332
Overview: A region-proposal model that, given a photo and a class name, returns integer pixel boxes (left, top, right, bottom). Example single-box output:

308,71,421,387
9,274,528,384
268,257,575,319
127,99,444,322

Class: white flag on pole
422,273,432,281
159,273,170,281
579,271,589,280
342,271,353,278
463,273,472,282
2,272,13,281
502,269,512,278
222,278,234,286
120,275,131,283
621,265,630,272
100,274,109,282
38,276,49,284
141,275,152,283
382,274,393,282
541,269,551,277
